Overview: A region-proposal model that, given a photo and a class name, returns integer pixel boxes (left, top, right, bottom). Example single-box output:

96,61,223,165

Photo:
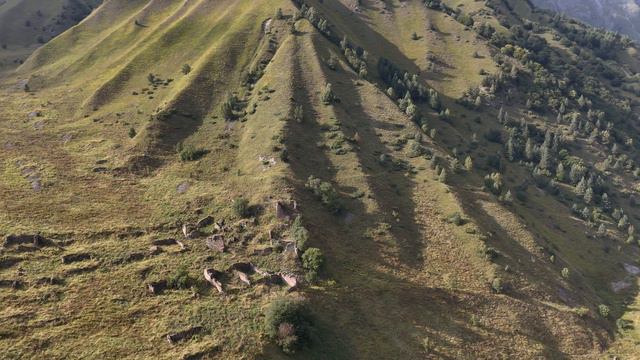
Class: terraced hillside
1,0,640,359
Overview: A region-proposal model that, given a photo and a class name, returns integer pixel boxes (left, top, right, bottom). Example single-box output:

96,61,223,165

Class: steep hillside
531,0,640,42
0,0,102,70
1,0,640,359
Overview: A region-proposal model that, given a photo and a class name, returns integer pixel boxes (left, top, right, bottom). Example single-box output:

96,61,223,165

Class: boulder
147,280,167,295
205,235,225,252
279,273,298,291
235,270,251,286
196,216,214,229
203,268,224,293
148,245,163,255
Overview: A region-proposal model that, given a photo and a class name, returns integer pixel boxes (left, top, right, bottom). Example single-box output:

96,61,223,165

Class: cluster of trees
295,2,335,42
306,175,343,214
549,14,631,60
340,36,368,78
378,58,429,103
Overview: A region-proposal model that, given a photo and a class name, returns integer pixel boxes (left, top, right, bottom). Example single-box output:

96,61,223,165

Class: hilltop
0,0,639,359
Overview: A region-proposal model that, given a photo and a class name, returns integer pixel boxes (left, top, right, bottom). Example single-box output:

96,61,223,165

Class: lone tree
181,63,192,75
321,83,336,104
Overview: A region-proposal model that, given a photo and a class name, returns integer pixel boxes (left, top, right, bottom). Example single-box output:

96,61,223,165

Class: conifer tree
464,156,473,171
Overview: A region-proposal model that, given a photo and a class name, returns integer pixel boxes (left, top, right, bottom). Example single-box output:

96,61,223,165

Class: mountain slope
531,0,640,41
1,0,640,359
0,0,102,70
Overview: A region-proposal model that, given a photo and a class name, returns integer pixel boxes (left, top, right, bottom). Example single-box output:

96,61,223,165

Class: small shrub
306,176,343,213
572,307,589,317
264,298,313,354
128,127,137,138
598,304,610,318
301,247,324,282
232,197,250,218
167,266,195,289
178,144,207,161
181,63,192,75
447,212,464,226
291,217,310,251
491,277,503,293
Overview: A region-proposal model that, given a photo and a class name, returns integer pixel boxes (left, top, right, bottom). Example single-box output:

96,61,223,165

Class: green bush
178,144,207,161
598,304,610,318
301,247,324,282
264,298,313,354
306,176,343,214
291,217,310,251
232,197,250,218
128,127,137,138
447,212,464,226
167,266,195,289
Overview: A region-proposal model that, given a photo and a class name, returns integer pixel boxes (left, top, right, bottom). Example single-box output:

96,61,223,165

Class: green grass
2,0,640,358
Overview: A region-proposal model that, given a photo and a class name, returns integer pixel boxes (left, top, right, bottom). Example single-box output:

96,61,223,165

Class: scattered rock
147,280,167,295
205,235,225,253
176,182,190,194
182,224,201,239
611,280,632,293
148,245,163,255
27,110,42,119
274,200,298,221
61,252,92,264
235,270,251,286
279,273,298,291
252,247,273,256
166,326,203,344
176,239,188,251
623,263,640,276
196,216,214,228
203,268,224,293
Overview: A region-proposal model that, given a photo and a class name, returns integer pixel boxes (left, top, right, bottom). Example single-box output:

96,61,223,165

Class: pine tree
618,215,629,229
321,83,336,104
584,187,593,204
439,169,448,183
525,138,534,161
221,93,234,120
602,193,611,212
506,136,517,161
556,163,565,182
575,177,587,195
539,143,551,170
597,223,606,236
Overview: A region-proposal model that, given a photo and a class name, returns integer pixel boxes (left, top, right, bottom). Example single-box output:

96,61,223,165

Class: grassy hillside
1,0,640,358
0,0,101,71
